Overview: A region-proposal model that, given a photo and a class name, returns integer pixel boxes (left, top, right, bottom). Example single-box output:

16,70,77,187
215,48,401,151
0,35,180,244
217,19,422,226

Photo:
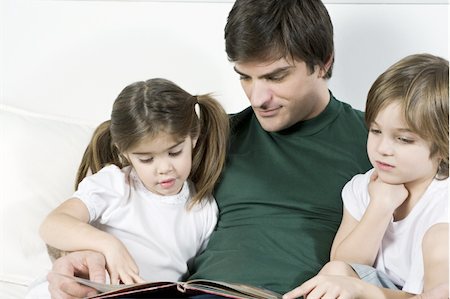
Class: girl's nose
156,159,173,174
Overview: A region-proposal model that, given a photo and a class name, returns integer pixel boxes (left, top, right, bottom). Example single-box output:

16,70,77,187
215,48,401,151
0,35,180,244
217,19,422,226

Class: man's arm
46,245,67,262
47,251,106,299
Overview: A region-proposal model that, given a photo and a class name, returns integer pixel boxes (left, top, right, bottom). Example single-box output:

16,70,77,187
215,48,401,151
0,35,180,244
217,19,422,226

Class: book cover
59,274,282,299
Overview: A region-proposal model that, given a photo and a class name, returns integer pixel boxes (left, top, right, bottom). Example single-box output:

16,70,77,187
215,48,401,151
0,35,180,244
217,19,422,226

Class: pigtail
189,95,229,207
75,120,123,189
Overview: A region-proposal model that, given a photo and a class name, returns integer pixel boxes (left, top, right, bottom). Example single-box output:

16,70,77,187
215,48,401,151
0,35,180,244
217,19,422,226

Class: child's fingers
370,170,378,182
118,273,135,285
108,270,120,285
118,270,143,285
131,273,145,284
283,280,313,299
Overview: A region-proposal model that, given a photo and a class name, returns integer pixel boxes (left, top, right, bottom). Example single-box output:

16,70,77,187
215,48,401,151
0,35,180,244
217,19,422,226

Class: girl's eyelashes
135,149,182,163
139,157,153,164
169,150,182,157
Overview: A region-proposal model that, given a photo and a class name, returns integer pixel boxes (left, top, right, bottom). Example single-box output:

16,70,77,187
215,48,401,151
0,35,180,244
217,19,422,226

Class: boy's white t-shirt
73,164,218,282
342,168,449,294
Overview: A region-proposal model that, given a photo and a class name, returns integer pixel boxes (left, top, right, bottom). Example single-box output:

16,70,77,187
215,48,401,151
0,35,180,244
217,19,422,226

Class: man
48,0,372,298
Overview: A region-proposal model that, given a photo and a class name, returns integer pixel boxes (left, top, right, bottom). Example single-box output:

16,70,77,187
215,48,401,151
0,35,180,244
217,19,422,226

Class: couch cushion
0,105,95,288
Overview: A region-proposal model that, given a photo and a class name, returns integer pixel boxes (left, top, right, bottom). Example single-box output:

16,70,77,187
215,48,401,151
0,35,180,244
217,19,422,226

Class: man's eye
239,75,250,81
268,75,285,82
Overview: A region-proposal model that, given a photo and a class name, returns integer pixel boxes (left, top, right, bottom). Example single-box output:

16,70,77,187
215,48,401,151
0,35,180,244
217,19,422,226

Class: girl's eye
169,150,182,157
139,158,153,163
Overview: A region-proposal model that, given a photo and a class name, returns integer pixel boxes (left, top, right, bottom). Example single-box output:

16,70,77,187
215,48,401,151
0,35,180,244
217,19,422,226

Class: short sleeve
197,196,219,252
73,164,130,223
341,169,374,221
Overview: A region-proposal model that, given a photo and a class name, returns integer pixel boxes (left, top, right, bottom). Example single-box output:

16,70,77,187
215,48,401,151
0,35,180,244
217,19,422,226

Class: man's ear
319,52,334,78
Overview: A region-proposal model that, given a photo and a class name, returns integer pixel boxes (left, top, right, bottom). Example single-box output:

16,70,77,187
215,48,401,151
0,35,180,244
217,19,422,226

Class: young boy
284,54,449,299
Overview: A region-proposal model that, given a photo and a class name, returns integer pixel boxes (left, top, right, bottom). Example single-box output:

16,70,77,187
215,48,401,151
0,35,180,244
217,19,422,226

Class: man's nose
248,80,272,108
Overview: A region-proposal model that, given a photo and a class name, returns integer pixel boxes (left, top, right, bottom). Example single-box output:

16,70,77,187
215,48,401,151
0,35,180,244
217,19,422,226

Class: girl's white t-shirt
73,164,218,282
342,169,448,294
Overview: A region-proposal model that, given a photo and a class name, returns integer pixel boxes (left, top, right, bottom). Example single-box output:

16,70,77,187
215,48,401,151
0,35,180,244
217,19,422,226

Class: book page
180,279,282,299
52,273,178,298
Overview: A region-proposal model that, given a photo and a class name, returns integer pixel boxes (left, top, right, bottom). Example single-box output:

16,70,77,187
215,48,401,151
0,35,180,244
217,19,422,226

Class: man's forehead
234,58,296,75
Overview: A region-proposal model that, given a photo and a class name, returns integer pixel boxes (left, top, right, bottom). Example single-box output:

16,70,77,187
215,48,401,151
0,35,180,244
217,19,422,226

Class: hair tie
194,102,201,119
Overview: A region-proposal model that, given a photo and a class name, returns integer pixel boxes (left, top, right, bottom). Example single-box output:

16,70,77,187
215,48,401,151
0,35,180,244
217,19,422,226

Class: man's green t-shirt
189,94,372,294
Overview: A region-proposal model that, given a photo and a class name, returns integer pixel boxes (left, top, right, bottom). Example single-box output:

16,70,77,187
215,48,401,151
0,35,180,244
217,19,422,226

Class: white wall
1,0,448,124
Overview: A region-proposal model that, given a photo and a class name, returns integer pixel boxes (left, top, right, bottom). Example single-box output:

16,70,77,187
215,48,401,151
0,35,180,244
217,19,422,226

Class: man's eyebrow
233,66,293,79
132,141,184,155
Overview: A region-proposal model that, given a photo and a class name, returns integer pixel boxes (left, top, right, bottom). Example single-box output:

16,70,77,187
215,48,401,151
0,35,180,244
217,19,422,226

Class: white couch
2,2,447,297
0,105,95,298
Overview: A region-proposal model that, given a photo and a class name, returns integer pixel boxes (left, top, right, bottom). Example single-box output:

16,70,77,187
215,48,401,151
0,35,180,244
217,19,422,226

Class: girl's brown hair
365,53,449,179
76,78,229,207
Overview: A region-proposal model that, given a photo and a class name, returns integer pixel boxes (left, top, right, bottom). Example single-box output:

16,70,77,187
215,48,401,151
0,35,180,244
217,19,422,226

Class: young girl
284,53,449,299
39,78,229,284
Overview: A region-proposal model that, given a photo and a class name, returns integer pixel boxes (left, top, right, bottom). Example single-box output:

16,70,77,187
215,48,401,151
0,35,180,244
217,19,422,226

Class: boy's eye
369,128,381,134
239,75,250,81
397,137,414,144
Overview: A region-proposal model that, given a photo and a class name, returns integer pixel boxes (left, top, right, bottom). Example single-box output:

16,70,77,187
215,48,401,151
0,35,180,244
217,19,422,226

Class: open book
62,274,282,299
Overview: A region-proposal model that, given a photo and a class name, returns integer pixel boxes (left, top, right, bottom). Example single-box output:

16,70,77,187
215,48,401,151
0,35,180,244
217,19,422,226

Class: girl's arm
39,198,144,284
422,223,449,292
331,172,408,265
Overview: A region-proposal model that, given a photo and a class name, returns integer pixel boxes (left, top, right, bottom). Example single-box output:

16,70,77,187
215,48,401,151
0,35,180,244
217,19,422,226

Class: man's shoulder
229,106,254,133
331,97,366,129
333,96,365,118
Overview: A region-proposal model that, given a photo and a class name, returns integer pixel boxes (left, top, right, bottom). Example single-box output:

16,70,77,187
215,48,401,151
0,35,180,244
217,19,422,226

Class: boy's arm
283,274,414,299
40,198,144,284
330,203,393,265
422,223,449,292
331,173,407,265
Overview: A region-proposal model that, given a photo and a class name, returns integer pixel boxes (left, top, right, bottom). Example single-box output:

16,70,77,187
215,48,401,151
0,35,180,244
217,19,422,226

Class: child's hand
368,170,409,212
282,274,364,299
101,236,145,285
